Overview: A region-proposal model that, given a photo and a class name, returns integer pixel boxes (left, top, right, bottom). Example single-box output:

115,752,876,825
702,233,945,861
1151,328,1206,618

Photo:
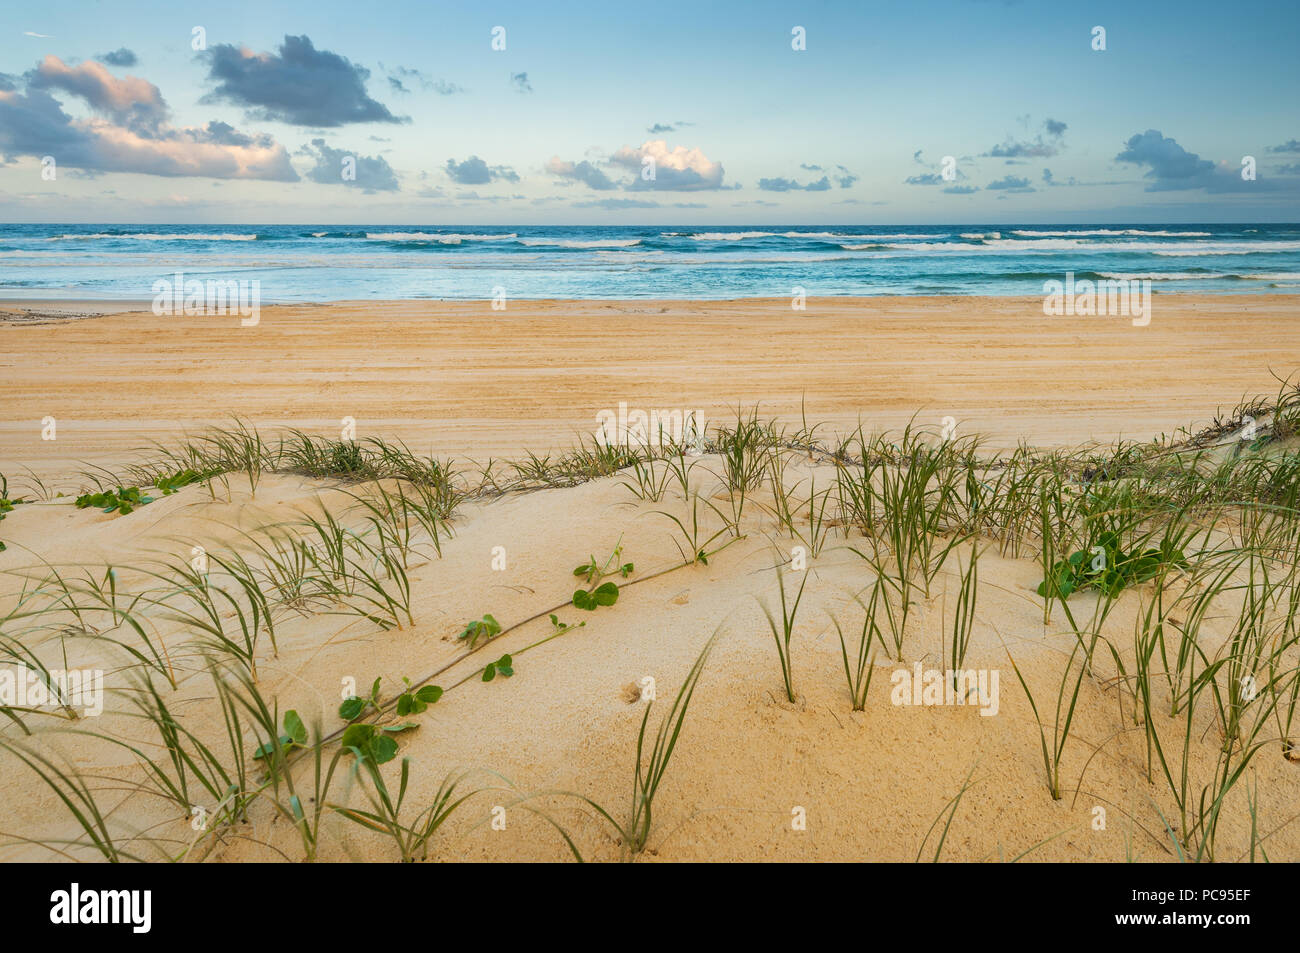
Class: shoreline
1,288,1295,311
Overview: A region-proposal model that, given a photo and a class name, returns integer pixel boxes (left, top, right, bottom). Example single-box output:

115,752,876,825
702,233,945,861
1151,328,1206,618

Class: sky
1,0,1297,224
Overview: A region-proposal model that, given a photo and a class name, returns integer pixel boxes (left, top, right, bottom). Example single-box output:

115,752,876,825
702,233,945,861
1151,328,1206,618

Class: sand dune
2,448,1297,861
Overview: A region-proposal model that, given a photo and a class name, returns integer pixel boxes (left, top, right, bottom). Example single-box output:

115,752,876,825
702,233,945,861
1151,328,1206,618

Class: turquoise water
2,223,1298,301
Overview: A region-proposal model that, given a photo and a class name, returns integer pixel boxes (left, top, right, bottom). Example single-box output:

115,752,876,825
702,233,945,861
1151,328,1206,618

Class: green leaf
252,734,294,760
395,694,416,716
573,589,595,611
284,710,307,745
340,720,400,764
381,722,419,734
1129,556,1161,583
482,663,496,682
458,614,502,646
339,696,365,721
341,723,376,750
592,582,619,606
415,685,443,704
372,735,398,764
1040,561,1078,599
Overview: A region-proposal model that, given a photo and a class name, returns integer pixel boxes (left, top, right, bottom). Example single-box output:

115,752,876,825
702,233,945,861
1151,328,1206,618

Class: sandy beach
4,294,1298,483
1,292,1299,864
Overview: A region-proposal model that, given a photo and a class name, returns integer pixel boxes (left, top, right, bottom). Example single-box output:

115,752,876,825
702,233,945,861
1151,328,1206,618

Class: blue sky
1,0,1297,223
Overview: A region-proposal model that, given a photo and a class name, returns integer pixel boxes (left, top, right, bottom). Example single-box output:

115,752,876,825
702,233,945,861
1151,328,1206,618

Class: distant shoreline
2,286,1296,320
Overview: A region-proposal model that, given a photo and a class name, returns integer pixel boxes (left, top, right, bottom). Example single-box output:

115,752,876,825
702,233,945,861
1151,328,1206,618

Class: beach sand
3,294,1298,482
1,294,1298,862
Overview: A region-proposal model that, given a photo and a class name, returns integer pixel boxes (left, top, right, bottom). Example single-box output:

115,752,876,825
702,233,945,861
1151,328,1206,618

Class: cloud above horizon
546,156,617,190
648,120,692,134
202,35,405,126
905,163,969,187
573,197,660,209
445,155,519,184
986,174,1034,192
27,55,167,132
0,55,297,181
758,175,830,192
1113,129,1262,193
792,162,857,188
385,65,463,96
610,139,726,190
300,138,398,191
99,48,137,68
572,197,707,209
985,118,1067,158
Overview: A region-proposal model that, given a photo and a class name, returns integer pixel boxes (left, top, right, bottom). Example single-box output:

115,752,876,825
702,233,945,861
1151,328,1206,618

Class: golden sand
1,295,1298,862
4,295,1298,480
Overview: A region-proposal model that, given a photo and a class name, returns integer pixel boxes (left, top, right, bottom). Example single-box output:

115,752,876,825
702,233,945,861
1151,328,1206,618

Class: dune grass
834,574,884,711
761,565,808,704
2,381,1300,862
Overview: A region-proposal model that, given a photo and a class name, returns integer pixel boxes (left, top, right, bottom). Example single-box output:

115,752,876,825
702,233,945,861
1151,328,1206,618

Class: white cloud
609,139,725,190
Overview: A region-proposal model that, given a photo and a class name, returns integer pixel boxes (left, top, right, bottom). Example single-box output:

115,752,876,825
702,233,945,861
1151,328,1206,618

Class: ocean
2,223,1299,301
